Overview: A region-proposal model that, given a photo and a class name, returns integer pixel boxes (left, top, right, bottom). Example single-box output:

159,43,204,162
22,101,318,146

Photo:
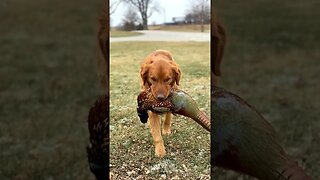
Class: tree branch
110,0,121,15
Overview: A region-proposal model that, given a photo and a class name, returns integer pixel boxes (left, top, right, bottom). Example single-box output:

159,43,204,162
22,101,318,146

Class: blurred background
214,0,320,179
0,0,103,179
110,0,210,36
1,0,319,179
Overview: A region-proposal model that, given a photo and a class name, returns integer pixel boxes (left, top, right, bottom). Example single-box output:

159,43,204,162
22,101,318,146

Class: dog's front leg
148,112,166,157
162,112,172,135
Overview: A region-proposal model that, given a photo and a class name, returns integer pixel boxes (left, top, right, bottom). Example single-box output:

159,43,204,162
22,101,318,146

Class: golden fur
140,50,181,157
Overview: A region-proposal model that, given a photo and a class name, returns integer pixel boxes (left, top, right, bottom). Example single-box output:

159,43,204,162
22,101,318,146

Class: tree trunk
201,19,204,32
200,5,205,32
142,18,148,30
141,12,148,30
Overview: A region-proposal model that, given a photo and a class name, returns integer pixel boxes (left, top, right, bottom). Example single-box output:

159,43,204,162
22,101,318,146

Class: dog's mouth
136,89,174,123
152,88,175,101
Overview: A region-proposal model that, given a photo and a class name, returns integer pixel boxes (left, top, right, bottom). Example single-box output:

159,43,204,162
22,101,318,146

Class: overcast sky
110,0,194,27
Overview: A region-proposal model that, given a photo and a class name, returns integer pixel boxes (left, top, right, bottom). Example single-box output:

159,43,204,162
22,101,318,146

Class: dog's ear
212,11,226,77
97,7,109,91
171,65,181,86
140,64,150,86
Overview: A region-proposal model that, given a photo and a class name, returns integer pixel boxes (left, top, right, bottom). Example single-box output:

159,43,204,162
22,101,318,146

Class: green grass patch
0,0,103,179
110,30,143,38
214,0,320,179
110,42,210,179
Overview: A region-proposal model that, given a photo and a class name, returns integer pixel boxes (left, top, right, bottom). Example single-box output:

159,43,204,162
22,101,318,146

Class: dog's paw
162,126,171,136
155,144,166,158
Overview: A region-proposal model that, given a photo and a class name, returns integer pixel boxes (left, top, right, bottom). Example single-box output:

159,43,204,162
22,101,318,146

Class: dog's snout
156,94,165,100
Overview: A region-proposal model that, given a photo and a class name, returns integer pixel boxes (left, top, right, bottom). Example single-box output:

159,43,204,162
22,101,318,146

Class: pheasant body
87,95,109,180
137,89,211,131
212,86,312,180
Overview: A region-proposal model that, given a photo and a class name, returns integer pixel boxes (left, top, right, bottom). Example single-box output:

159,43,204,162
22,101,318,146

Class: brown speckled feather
87,95,109,180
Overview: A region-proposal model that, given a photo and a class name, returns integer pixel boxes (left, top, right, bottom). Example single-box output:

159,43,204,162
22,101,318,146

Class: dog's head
140,50,181,100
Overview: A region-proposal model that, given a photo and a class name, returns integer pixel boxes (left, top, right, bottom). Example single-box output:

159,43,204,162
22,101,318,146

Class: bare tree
120,7,141,31
186,0,210,32
110,0,121,15
122,0,158,30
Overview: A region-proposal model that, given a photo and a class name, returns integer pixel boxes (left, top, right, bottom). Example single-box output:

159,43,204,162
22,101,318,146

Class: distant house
172,17,187,24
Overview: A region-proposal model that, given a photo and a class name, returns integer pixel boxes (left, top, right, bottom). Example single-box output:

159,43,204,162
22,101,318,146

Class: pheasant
87,95,109,180
137,87,311,180
137,88,210,131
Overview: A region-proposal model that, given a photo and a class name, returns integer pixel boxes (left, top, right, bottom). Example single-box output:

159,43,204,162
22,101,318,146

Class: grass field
110,42,211,179
214,0,320,179
0,0,103,179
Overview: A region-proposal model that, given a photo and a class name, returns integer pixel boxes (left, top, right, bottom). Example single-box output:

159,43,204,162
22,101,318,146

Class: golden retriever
140,50,181,157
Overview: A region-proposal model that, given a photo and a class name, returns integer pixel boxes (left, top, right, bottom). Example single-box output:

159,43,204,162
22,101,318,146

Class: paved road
110,30,210,42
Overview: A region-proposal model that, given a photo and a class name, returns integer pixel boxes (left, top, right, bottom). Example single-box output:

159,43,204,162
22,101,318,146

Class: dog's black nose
156,94,165,100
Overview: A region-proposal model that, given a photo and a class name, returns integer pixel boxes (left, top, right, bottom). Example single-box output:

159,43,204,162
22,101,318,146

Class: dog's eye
164,78,171,82
150,77,157,82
